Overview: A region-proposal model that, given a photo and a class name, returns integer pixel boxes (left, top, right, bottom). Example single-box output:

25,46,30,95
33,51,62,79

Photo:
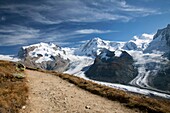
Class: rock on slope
18,42,70,72
85,49,138,84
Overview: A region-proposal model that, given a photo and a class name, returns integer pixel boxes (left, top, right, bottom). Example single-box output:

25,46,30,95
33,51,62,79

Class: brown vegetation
0,60,28,113
28,67,170,113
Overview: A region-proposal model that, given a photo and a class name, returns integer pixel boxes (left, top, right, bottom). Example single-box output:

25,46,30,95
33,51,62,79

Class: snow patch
114,50,122,57
100,53,110,60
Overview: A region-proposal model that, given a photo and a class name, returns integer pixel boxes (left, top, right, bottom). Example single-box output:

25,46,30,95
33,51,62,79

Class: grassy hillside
0,60,28,113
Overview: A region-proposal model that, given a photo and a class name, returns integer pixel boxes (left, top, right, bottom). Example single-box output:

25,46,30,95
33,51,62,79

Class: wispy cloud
75,29,114,34
0,25,40,46
0,0,161,24
116,0,159,16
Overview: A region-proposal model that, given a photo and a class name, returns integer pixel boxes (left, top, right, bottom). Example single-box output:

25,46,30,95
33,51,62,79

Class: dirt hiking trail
20,70,140,113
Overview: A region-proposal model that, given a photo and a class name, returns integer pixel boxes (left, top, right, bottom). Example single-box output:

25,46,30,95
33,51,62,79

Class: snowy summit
21,42,68,63
75,37,125,57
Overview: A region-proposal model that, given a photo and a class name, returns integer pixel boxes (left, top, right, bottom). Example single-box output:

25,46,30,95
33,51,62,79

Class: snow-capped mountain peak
75,37,125,57
23,42,58,49
145,24,170,54
88,37,107,46
89,37,103,42
18,42,70,72
19,42,68,63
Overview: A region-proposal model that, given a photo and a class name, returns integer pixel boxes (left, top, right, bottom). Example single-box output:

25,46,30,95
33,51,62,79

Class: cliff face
85,49,138,84
18,42,70,72
145,24,170,59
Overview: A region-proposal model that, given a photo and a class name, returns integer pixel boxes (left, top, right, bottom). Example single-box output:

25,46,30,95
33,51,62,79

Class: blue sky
0,0,170,54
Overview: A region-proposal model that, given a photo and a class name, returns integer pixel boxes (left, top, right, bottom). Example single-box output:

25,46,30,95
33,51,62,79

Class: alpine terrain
1,24,170,99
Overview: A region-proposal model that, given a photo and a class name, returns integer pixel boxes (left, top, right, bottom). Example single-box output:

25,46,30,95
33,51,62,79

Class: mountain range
1,24,170,98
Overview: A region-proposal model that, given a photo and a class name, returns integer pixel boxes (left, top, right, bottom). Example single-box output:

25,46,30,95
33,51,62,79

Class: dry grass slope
28,68,170,113
0,60,28,113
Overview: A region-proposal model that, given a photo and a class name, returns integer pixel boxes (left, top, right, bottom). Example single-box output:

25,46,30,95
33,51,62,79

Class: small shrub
16,63,25,71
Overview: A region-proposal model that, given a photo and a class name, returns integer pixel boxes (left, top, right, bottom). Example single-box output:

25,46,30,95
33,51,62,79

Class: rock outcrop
85,49,138,84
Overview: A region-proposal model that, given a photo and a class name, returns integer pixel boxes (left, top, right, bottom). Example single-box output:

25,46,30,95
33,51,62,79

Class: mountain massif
16,24,170,93
18,43,70,72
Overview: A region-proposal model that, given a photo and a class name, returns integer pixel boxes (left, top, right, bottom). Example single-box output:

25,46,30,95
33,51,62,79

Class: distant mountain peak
19,42,64,60
87,37,107,47
90,37,103,41
75,37,124,57
123,33,154,51
23,42,58,49
18,42,70,72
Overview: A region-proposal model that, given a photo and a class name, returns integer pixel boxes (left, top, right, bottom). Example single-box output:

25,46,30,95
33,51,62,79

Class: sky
0,0,170,55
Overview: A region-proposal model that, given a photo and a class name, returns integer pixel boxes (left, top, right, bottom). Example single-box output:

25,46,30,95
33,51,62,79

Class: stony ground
20,70,140,113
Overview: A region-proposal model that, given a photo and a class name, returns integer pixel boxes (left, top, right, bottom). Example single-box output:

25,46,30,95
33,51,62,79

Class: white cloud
75,29,113,34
